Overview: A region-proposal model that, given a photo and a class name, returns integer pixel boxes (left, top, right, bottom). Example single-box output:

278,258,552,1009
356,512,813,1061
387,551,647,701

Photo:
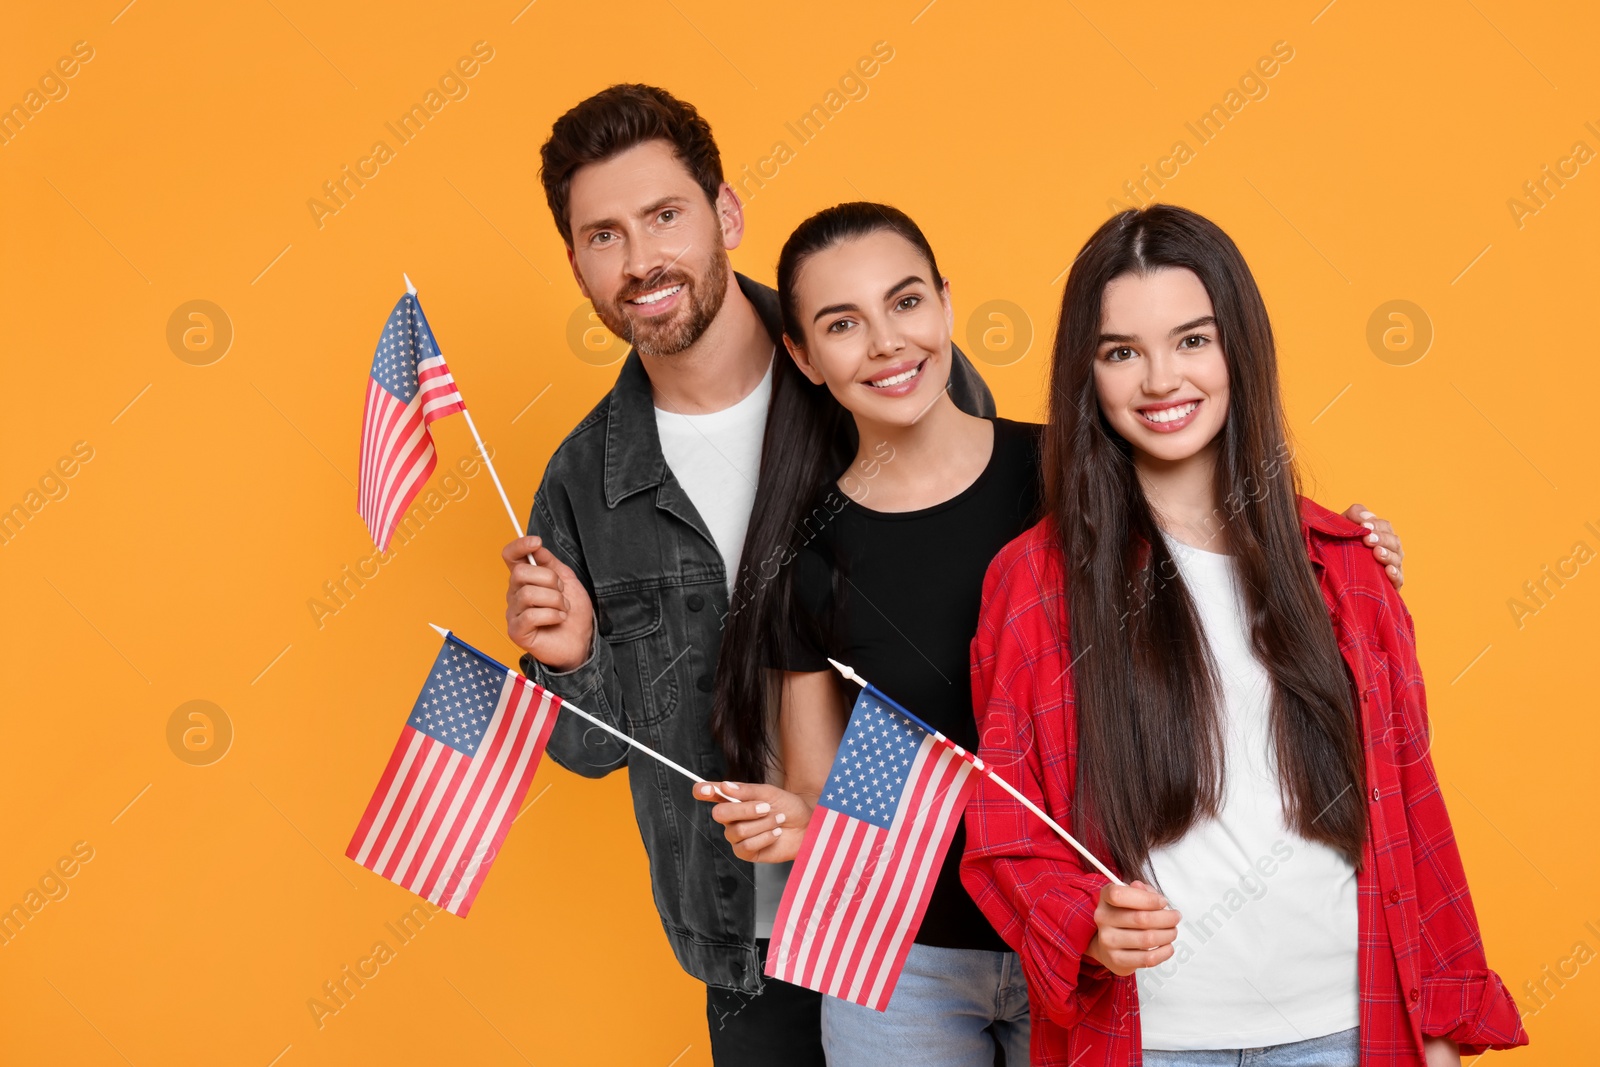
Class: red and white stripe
345,673,560,917
357,354,465,550
764,735,978,1010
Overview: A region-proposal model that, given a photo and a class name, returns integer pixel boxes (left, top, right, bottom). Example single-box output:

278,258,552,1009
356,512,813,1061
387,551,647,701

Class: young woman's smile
1135,397,1205,432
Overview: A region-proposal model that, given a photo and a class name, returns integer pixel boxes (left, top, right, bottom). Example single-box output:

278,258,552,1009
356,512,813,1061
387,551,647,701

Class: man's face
564,139,739,357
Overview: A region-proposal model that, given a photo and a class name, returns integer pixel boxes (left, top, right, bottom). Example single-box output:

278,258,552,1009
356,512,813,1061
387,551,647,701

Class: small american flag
358,290,466,549
765,685,980,1010
346,633,560,916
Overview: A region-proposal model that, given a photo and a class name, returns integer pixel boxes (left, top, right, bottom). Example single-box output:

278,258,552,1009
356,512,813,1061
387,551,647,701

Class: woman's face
783,229,954,427
1093,266,1230,466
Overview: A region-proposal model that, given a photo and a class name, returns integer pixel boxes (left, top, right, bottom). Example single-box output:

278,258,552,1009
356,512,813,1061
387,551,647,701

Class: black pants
705,939,825,1066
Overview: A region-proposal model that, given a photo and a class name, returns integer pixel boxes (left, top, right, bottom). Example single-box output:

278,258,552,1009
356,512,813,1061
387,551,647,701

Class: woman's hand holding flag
696,781,815,863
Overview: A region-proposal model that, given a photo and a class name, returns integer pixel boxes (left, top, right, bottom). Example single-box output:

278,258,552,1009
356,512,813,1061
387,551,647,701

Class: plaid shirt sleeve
1371,577,1529,1055
960,527,1136,1057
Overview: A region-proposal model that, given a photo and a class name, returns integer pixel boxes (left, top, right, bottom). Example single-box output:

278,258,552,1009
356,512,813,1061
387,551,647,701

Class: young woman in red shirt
961,204,1527,1067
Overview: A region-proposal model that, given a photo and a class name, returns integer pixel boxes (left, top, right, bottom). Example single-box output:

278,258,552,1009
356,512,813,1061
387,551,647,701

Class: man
500,83,992,1064
502,84,1406,1064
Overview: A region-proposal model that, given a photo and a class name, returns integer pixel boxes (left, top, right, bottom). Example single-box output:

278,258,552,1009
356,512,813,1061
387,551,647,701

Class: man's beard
591,249,731,358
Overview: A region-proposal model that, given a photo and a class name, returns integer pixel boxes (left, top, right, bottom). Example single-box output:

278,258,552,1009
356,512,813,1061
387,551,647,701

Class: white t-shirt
653,355,772,596
653,352,792,938
1134,532,1360,1050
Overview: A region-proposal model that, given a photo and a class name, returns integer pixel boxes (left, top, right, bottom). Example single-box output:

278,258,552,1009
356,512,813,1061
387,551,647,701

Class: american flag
346,633,560,917
765,685,980,1010
357,291,466,550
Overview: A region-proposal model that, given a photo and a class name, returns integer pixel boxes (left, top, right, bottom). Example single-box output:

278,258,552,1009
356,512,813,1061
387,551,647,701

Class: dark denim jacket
520,272,995,993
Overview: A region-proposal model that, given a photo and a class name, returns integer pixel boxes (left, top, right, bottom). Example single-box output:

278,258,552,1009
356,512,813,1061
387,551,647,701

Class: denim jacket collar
603,272,781,509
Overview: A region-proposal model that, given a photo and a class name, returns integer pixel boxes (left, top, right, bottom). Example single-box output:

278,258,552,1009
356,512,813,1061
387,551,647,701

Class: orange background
3,1,1595,1063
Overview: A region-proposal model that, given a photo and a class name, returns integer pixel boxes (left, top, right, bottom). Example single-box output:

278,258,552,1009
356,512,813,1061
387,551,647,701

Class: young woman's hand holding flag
1083,880,1183,976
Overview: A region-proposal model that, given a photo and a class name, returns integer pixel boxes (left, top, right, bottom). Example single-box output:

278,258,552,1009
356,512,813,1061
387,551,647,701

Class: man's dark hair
538,84,726,247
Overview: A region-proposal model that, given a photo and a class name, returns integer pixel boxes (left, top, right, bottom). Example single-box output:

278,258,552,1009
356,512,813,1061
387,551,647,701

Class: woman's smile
862,358,928,396
1135,398,1203,432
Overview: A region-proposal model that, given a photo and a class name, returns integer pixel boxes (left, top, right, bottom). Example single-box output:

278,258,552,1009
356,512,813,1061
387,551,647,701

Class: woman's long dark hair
711,202,946,782
1045,204,1367,880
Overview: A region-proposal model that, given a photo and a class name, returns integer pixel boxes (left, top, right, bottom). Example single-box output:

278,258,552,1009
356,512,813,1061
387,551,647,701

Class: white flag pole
406,274,534,564
828,657,1125,887
429,625,734,803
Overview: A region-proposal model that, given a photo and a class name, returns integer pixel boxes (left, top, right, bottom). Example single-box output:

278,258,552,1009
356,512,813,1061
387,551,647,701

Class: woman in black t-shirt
695,201,1041,1066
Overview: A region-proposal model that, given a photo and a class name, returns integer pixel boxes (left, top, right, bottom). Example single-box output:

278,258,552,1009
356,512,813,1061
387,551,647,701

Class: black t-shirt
776,417,1043,952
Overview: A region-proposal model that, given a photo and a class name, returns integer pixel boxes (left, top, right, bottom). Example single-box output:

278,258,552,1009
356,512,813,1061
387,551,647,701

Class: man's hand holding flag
346,279,731,915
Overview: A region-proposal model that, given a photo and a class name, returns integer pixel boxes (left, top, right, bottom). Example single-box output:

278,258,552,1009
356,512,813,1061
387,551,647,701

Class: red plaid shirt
961,497,1528,1066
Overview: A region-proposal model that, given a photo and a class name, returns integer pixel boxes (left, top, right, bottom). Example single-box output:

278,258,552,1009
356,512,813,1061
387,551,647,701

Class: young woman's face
1093,266,1230,465
784,229,954,427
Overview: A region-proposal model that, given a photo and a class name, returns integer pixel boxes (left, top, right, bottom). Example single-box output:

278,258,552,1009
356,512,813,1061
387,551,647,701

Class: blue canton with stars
408,641,508,757
818,691,928,830
369,294,442,404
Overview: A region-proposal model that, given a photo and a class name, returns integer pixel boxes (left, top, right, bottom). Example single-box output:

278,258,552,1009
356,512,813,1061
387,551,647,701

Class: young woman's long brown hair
1044,204,1366,882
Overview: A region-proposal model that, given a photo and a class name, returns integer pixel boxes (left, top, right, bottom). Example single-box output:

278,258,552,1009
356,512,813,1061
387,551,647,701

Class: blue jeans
1143,1026,1359,1066
820,943,1029,1066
